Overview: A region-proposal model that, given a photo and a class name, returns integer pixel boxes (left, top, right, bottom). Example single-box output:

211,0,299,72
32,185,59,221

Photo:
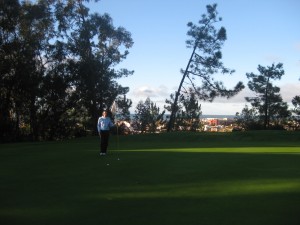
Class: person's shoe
100,153,106,156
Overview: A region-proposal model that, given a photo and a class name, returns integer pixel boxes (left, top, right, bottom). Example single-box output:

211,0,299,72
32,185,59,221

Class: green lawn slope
1,131,300,225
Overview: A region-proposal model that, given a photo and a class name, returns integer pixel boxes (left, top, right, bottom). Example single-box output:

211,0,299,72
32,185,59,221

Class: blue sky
87,0,300,115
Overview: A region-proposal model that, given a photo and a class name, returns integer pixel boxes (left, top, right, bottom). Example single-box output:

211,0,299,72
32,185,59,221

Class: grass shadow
1,141,300,225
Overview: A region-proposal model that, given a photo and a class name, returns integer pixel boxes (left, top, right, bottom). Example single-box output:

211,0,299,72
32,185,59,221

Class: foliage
66,6,134,132
235,105,263,130
115,95,132,122
0,0,53,140
168,4,244,131
165,90,202,131
134,97,165,133
290,95,300,130
0,0,133,141
245,63,290,129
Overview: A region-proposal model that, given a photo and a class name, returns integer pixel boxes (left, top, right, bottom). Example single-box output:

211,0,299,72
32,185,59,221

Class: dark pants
100,130,110,153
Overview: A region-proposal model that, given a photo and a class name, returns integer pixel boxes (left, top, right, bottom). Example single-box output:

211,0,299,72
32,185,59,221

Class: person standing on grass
97,110,114,156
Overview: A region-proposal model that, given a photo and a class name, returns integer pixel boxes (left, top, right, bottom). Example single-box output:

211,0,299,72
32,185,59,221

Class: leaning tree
167,4,244,131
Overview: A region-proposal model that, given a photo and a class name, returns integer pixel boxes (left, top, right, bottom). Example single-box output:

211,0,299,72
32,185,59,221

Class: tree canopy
0,0,133,141
245,63,290,129
167,4,244,131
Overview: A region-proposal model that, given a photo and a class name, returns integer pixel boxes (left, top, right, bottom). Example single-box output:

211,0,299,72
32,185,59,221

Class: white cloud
280,83,300,102
200,102,246,115
213,82,300,104
213,87,255,103
127,82,300,115
133,85,169,99
126,85,170,112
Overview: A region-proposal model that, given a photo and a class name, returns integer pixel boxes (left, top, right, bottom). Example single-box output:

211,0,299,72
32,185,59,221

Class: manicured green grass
1,131,300,225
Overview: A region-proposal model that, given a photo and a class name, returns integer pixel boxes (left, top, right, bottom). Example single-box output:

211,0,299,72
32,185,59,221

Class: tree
65,2,134,133
167,4,244,131
165,93,183,131
245,63,289,129
0,0,134,141
181,91,202,131
115,95,132,122
0,0,21,140
165,90,202,131
38,67,73,140
291,95,300,130
235,105,261,130
268,94,290,129
134,98,165,133
0,0,54,140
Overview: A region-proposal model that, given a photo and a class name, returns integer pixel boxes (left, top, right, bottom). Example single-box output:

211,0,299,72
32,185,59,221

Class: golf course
1,130,300,225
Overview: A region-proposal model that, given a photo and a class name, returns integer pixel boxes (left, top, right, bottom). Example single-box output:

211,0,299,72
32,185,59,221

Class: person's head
102,110,107,117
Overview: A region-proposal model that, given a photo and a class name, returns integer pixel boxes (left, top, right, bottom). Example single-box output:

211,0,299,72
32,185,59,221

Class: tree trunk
167,43,198,132
264,77,270,129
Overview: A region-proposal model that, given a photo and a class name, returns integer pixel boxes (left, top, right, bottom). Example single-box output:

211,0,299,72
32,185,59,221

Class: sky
87,0,300,115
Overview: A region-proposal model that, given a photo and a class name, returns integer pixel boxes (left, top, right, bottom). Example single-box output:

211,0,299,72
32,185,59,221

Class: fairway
1,131,300,225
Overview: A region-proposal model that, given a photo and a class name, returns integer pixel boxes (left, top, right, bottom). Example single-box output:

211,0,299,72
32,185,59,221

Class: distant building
201,117,236,132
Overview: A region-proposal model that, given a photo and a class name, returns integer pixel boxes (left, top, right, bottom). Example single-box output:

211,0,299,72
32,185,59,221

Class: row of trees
1,2,299,141
133,62,300,133
1,0,133,141
133,91,202,133
2,2,230,140
131,64,300,133
131,4,300,133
